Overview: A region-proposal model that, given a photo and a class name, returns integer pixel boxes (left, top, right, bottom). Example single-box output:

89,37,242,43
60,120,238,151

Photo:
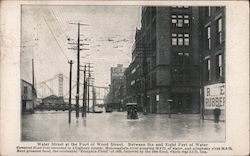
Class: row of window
171,15,190,28
172,52,190,65
205,17,223,50
172,33,190,46
205,54,223,82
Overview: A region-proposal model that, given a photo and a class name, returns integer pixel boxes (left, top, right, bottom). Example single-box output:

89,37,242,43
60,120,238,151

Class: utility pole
80,62,93,113
69,22,89,118
85,63,94,112
68,60,73,123
31,58,35,113
82,65,87,117
92,85,95,112
87,63,90,112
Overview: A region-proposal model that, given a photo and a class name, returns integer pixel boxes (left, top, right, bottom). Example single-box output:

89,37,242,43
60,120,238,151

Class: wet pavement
22,111,225,142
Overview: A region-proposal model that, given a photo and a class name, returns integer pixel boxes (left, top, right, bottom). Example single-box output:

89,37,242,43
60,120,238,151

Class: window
171,15,177,25
205,7,211,17
184,15,190,27
206,26,211,50
184,53,190,64
205,58,211,81
172,33,177,45
216,54,223,78
178,52,184,64
177,15,183,27
184,34,190,46
131,80,135,86
216,18,223,45
173,52,190,65
24,86,28,94
23,86,28,99
178,34,183,45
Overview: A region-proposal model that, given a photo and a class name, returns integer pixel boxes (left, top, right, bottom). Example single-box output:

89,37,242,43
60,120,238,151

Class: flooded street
22,111,225,142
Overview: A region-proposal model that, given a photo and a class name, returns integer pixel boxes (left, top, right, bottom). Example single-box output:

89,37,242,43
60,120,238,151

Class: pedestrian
213,108,221,123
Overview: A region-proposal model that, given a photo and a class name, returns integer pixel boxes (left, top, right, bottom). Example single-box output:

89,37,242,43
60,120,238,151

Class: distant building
21,79,37,113
108,64,126,110
42,95,64,106
124,28,144,112
111,64,126,83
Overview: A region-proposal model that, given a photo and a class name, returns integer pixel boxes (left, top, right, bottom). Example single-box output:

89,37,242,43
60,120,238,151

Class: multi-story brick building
139,6,201,114
124,28,145,112
200,7,225,120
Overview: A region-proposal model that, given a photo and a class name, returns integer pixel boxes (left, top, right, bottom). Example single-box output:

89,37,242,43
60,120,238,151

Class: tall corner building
139,6,201,114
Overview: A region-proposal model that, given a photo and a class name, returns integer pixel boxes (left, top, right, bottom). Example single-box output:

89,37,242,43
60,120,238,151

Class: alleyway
22,111,225,142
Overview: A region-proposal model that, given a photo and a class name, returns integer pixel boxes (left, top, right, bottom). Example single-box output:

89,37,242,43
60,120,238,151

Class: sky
21,5,141,98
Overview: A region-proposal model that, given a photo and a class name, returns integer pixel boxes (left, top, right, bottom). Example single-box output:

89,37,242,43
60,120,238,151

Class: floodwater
22,111,225,142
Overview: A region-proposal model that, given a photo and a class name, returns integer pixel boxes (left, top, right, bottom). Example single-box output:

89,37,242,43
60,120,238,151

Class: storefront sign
204,83,225,109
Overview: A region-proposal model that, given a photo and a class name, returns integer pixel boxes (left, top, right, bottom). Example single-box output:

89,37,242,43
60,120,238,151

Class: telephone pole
69,22,89,118
92,85,95,112
85,63,94,112
81,65,87,117
31,58,35,113
68,60,73,123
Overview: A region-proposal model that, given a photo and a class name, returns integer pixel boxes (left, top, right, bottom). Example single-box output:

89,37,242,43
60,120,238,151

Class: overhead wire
40,8,70,62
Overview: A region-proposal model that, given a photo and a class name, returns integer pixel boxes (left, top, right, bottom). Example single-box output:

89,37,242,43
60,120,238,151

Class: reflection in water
82,118,87,127
22,111,225,142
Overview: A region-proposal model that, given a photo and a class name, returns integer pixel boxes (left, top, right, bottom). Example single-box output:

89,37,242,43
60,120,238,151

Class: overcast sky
21,5,141,97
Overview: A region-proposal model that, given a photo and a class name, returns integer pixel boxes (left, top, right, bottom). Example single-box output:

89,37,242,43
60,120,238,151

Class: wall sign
204,83,225,109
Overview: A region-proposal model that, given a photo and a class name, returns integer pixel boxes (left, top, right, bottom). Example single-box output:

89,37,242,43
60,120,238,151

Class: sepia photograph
20,5,226,142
